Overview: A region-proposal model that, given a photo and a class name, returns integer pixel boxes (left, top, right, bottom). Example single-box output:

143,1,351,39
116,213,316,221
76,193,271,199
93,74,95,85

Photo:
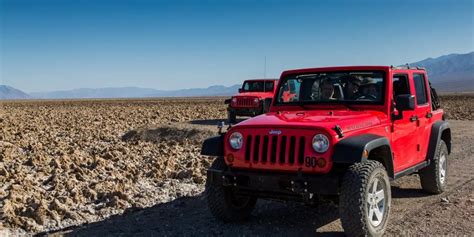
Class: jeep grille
244,135,306,165
235,97,258,107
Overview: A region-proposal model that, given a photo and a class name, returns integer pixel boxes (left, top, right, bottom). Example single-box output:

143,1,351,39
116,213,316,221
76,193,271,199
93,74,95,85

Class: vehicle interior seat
333,83,344,100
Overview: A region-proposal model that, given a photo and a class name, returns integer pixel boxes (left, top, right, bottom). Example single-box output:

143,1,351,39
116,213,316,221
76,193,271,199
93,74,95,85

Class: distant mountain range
28,84,241,99
408,51,473,92
0,85,31,100
1,51,472,100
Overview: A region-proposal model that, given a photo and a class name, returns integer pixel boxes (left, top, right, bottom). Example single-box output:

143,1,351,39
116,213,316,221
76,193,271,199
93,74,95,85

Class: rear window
413,73,428,105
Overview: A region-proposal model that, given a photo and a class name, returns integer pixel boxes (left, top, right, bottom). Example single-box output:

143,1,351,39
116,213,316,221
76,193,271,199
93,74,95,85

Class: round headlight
253,98,259,103
229,132,243,150
312,134,329,153
232,97,237,103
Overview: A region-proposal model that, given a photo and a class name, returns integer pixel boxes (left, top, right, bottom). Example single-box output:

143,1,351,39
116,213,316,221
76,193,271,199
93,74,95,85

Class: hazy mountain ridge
1,52,473,99
409,52,473,80
408,51,473,92
28,84,242,99
0,85,31,99
30,87,161,99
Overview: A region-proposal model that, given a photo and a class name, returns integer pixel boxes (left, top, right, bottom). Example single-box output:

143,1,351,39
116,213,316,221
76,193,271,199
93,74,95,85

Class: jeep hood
235,110,385,134
233,92,273,98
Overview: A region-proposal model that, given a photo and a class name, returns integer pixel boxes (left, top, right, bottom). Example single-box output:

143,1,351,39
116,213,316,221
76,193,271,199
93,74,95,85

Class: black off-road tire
339,160,391,237
419,140,448,194
228,110,237,124
205,158,257,222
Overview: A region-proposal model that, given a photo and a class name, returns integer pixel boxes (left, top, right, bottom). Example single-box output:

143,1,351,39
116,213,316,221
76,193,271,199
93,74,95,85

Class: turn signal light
317,158,326,168
226,154,234,163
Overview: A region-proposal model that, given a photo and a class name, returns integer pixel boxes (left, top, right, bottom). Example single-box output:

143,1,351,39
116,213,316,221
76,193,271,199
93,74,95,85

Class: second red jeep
225,79,278,123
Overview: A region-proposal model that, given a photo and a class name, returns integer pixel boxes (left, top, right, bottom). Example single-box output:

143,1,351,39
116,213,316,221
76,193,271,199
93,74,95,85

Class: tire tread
419,140,448,194
205,158,256,222
339,160,389,237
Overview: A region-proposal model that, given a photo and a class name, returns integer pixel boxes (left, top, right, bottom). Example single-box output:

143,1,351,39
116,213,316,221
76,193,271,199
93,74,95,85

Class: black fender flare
426,121,451,162
332,134,394,178
201,135,225,156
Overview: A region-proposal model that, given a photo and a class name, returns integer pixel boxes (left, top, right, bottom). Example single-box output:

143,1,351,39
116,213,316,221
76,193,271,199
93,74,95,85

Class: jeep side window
413,73,428,105
393,74,410,96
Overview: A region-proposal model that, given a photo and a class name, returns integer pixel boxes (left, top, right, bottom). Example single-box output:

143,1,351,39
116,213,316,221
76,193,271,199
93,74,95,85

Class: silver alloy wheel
367,178,386,227
439,154,447,184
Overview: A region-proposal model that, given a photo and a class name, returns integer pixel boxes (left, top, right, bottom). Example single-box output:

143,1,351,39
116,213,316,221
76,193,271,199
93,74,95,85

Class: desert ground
0,94,473,236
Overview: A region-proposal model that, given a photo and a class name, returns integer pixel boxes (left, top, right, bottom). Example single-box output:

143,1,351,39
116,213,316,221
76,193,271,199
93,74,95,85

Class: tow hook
217,121,232,135
217,121,225,134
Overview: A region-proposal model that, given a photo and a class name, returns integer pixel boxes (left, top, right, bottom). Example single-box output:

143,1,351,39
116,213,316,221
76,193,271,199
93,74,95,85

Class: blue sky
1,0,473,92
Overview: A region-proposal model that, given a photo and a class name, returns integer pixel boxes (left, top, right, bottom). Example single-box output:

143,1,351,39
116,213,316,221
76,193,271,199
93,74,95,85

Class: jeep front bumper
228,106,263,116
207,167,340,200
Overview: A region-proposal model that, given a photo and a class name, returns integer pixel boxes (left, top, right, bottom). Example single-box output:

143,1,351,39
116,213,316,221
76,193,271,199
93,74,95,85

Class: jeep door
411,72,432,163
391,73,419,172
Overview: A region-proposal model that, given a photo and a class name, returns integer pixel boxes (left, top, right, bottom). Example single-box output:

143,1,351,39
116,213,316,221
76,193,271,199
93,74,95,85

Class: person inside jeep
342,75,362,99
357,78,379,100
277,71,384,104
281,81,297,102
309,80,320,100
320,80,336,100
253,82,262,91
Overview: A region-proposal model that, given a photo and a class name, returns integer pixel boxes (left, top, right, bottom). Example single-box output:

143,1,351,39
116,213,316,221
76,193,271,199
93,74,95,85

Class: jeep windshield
242,81,274,92
276,71,386,105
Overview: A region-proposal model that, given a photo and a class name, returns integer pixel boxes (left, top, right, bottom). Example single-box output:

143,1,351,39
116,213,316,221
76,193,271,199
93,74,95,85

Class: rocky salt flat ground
0,95,473,236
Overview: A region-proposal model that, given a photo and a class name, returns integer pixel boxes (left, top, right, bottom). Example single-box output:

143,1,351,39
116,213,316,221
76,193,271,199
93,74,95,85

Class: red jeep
202,66,451,236
225,79,278,123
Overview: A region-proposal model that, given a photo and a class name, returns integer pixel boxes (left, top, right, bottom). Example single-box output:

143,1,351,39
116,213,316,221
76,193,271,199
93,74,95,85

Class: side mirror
238,88,243,93
395,94,415,111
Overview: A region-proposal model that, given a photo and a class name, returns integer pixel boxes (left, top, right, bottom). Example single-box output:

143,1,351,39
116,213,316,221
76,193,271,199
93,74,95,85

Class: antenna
263,56,267,112
264,56,267,78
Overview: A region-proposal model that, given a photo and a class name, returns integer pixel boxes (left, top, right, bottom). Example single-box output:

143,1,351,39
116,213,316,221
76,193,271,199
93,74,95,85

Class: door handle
410,115,418,122
426,112,433,118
